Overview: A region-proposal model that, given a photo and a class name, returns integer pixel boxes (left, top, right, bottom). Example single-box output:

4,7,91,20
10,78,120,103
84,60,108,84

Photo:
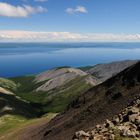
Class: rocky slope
32,61,140,140
74,98,140,140
34,67,99,92
84,60,138,82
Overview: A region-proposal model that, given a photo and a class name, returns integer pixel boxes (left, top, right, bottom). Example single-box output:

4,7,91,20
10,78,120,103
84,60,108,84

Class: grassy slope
10,75,92,113
0,115,27,135
0,78,48,139
0,113,56,140
41,76,92,112
0,73,93,139
79,66,94,71
0,78,18,92
10,75,47,93
0,77,57,140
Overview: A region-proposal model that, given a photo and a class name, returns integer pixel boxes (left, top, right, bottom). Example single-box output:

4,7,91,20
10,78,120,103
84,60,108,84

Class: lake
0,42,140,77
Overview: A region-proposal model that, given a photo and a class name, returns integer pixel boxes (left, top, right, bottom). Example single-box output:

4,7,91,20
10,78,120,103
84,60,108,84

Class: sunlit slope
11,67,99,113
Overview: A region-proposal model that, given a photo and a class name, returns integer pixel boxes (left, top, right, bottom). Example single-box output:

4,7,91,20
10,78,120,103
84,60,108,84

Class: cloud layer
66,6,87,14
0,30,140,42
0,2,47,17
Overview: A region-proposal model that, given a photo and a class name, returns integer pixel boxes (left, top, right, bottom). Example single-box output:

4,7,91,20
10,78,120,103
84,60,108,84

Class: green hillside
11,75,92,113
0,78,18,92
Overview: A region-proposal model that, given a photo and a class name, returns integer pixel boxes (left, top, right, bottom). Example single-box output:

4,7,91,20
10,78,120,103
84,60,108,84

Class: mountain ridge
38,61,140,140
83,60,139,82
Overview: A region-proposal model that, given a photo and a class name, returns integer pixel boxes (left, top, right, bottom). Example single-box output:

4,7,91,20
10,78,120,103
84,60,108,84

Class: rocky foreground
74,98,140,140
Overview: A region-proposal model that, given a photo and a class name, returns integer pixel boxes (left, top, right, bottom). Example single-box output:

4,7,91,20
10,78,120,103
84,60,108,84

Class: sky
0,0,140,42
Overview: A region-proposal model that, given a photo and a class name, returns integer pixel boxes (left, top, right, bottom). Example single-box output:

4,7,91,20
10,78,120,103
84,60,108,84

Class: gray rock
75,130,90,139
135,116,140,125
122,129,136,138
129,114,139,123
112,116,120,124
105,120,115,129
95,124,103,131
129,107,139,114
74,98,140,140
93,134,105,140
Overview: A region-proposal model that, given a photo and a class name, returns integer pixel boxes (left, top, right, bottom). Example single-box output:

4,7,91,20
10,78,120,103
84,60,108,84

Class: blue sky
0,0,140,41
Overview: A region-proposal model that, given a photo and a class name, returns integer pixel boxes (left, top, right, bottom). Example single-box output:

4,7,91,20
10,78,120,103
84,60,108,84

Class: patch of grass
11,75,49,93
15,91,47,103
11,76,36,92
0,78,18,92
55,66,70,70
0,115,27,135
0,113,57,140
79,66,94,71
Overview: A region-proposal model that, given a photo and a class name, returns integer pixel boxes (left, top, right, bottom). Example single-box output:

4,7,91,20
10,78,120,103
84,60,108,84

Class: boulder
112,116,120,124
129,114,138,123
93,134,105,140
75,130,90,140
105,120,114,129
129,107,139,114
135,116,140,125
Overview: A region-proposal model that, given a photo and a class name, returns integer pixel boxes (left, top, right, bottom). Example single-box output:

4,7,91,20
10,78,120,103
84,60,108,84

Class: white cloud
66,6,87,14
0,2,47,17
75,6,87,13
0,30,140,42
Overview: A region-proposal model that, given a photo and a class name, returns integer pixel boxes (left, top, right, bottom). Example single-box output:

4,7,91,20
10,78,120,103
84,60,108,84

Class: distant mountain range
0,60,139,140
81,60,138,82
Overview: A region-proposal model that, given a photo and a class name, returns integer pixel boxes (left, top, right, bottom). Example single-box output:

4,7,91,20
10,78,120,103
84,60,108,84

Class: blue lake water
0,42,140,77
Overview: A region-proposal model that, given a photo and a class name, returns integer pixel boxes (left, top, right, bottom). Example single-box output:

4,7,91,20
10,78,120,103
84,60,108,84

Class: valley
0,60,139,140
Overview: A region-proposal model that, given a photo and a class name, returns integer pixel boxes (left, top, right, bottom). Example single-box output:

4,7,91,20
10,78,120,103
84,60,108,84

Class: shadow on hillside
0,93,39,119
